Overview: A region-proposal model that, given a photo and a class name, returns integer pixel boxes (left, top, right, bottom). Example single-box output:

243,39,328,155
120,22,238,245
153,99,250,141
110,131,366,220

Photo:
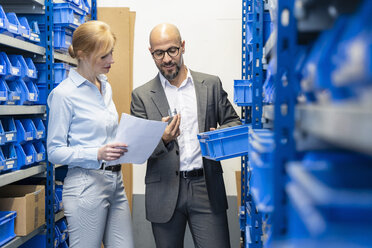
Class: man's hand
161,114,181,144
98,142,128,161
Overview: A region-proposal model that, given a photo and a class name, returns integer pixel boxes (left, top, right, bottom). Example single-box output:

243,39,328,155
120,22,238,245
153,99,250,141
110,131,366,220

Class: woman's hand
98,142,128,161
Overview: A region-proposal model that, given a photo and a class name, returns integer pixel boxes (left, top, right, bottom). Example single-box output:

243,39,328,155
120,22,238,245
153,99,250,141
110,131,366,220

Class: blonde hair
68,20,116,62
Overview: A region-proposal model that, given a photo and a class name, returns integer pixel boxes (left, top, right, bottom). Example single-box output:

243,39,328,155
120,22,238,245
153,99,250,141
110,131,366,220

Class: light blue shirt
47,69,118,169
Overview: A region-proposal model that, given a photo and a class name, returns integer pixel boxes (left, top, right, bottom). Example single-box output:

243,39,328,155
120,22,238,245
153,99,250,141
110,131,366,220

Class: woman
47,21,134,248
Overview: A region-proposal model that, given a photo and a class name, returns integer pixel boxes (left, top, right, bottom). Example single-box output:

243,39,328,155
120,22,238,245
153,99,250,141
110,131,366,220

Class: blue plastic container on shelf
0,52,5,76
81,0,91,14
197,125,250,161
234,79,253,106
248,128,275,213
0,211,17,246
0,147,6,172
36,83,58,105
55,184,63,211
17,16,31,40
56,219,68,244
15,119,36,143
32,118,45,140
246,11,272,45
1,118,17,143
15,143,36,169
36,63,71,85
29,21,41,43
0,119,6,144
54,25,73,51
17,78,39,105
0,78,9,103
53,2,85,29
0,5,6,30
2,144,17,171
1,52,21,80
4,80,21,105
5,13,20,37
33,141,45,162
8,55,37,80
54,226,61,247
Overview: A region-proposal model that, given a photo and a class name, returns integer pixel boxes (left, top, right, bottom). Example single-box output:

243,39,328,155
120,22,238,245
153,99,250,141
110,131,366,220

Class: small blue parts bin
0,211,17,246
29,21,41,43
32,118,46,140
17,17,31,40
15,118,36,143
1,52,21,79
56,219,68,244
33,141,46,162
0,5,6,30
15,143,36,169
5,13,20,37
0,78,9,103
234,79,253,106
2,144,17,171
1,118,17,143
197,125,250,161
0,147,6,172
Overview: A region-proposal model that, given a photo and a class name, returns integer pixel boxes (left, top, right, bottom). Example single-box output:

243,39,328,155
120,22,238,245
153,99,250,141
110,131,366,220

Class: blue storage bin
17,78,39,105
0,78,9,103
33,141,45,162
29,21,41,43
32,118,46,140
36,63,70,85
248,128,275,213
18,16,31,40
2,144,17,171
15,118,36,143
0,147,6,173
4,80,21,105
0,52,21,80
15,143,36,169
234,79,252,106
1,118,17,143
59,241,69,248
36,83,58,105
0,211,17,246
5,13,20,37
54,25,73,51
54,191,60,213
8,55,37,80
0,51,5,76
55,184,63,211
246,11,272,45
197,125,250,161
0,5,6,31
56,219,68,244
53,3,85,29
54,226,61,247
81,0,91,14
0,119,5,145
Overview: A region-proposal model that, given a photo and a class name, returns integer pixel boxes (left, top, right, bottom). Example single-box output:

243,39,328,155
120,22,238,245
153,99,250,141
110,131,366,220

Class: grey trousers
62,167,134,248
151,176,231,248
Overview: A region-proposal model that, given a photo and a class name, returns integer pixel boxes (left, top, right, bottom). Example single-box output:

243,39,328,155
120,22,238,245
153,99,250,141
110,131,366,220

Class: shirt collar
159,67,193,89
69,68,108,93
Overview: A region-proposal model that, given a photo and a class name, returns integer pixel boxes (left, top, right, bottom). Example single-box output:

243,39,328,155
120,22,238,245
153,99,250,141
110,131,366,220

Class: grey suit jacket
130,70,241,223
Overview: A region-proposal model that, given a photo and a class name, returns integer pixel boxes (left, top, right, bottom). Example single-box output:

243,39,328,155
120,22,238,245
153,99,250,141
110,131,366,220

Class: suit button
175,171,179,176
176,150,179,155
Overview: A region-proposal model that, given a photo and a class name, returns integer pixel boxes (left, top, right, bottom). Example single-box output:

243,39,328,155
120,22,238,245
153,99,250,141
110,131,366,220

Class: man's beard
160,62,180,81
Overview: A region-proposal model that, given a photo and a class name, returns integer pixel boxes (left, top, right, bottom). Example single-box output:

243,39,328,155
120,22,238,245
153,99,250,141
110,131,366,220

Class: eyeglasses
151,46,180,60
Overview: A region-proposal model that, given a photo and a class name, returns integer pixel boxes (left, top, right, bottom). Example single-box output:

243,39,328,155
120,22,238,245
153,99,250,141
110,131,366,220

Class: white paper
107,113,167,165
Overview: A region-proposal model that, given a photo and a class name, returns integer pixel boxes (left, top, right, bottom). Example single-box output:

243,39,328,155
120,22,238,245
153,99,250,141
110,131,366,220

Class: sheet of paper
107,113,167,165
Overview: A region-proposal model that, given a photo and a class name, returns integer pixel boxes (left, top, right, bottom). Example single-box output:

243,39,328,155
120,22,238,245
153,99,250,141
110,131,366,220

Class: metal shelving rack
0,0,97,247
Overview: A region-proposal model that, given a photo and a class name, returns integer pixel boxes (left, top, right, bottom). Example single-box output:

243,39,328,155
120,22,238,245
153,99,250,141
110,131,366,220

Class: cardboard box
0,185,45,236
236,171,241,209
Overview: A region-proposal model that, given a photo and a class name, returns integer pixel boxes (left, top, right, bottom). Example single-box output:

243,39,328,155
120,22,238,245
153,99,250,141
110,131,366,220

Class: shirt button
176,150,179,155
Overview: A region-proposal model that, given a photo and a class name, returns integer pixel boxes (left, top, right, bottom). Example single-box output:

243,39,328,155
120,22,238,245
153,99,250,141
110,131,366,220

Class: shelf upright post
45,0,55,247
91,0,97,20
272,0,296,238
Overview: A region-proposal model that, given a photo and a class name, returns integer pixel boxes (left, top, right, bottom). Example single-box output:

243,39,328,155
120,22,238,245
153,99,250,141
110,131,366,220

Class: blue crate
54,226,61,247
2,144,17,171
0,52,21,80
0,119,6,145
0,51,5,76
0,78,9,103
15,119,36,143
54,25,73,52
81,0,91,14
248,128,275,213
55,184,63,211
0,147,6,172
36,63,70,85
0,211,17,246
8,55,37,80
4,80,21,105
29,21,41,43
0,5,6,31
17,78,39,105
234,79,253,106
33,141,45,162
36,83,58,105
53,3,85,29
18,16,31,40
1,118,17,143
197,125,250,161
56,219,68,244
15,143,36,169
32,118,45,140
5,13,20,37
246,11,272,45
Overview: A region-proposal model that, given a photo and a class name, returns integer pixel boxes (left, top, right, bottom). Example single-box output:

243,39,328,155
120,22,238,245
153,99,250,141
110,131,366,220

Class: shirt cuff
80,147,100,168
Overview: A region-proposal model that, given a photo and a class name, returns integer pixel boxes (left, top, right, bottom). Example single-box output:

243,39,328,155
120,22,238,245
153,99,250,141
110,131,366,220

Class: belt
180,168,204,179
100,163,121,172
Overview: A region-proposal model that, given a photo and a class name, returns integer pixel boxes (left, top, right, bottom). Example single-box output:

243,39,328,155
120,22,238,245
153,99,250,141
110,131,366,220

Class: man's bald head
149,23,182,47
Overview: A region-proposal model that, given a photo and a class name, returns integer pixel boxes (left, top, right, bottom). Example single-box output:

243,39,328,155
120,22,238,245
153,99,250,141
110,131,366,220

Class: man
130,23,241,248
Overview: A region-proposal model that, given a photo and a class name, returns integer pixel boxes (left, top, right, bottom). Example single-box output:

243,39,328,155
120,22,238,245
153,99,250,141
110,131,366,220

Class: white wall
97,0,242,195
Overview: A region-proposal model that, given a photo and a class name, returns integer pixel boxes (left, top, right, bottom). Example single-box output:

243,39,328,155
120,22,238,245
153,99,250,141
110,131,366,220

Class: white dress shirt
159,69,203,171
47,69,118,169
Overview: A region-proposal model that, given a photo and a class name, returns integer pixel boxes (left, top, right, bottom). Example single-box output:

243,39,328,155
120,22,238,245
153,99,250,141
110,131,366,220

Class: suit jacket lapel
150,74,169,118
191,70,207,133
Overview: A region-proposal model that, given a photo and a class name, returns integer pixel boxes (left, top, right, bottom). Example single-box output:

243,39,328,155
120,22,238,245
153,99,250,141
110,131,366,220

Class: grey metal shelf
297,103,372,155
0,34,45,55
0,105,46,116
0,164,46,188
54,52,78,66
0,225,45,248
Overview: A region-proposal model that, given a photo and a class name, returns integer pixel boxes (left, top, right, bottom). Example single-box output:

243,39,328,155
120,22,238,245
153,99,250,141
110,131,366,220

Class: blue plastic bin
0,147,6,173
197,125,249,161
29,21,41,43
1,118,17,143
32,118,46,140
53,2,85,29
0,119,6,144
0,78,9,103
2,144,17,171
36,83,58,105
246,11,272,45
54,226,61,247
15,118,36,143
15,143,36,169
81,0,91,14
36,63,70,85
0,51,5,76
8,55,37,80
56,219,68,244
1,52,21,80
0,211,17,246
0,5,6,31
18,16,31,40
234,79,253,106
4,80,21,105
33,141,46,162
54,25,73,51
17,78,39,105
5,13,20,37
55,184,63,211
